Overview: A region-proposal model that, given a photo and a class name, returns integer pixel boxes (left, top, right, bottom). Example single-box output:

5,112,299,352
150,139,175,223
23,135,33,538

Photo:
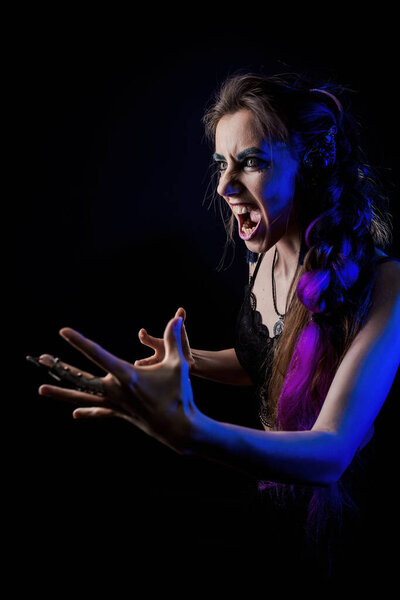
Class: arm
136,307,253,386
135,258,258,388
190,417,343,485
36,263,399,487
188,261,400,486
190,347,254,386
187,262,257,386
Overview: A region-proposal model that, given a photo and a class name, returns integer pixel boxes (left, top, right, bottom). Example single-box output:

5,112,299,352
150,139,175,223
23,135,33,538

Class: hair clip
303,125,337,170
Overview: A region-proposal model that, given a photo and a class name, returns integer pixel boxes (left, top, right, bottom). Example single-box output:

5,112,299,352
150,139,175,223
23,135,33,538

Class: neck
274,226,302,281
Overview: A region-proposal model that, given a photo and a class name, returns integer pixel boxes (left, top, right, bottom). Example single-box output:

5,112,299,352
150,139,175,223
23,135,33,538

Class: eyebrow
237,147,265,161
212,147,265,162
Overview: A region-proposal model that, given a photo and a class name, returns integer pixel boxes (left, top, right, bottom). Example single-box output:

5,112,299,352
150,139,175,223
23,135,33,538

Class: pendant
273,319,284,336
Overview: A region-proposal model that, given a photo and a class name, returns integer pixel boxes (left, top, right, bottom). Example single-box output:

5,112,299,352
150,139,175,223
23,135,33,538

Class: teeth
232,204,254,215
242,224,257,234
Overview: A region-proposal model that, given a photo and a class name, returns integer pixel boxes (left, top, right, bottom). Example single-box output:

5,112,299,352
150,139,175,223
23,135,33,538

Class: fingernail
60,327,80,339
59,328,72,338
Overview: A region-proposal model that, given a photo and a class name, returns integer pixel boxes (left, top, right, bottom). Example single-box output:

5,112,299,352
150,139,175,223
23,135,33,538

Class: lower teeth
242,223,257,234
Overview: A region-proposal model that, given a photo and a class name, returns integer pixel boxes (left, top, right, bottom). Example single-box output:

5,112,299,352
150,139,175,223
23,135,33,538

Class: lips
230,202,261,218
230,203,263,241
238,217,262,240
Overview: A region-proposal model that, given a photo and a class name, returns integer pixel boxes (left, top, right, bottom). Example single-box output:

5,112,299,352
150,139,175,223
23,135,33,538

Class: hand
135,307,195,372
34,317,201,454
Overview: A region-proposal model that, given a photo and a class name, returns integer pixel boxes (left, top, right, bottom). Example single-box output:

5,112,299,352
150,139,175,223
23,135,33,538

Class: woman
28,73,400,568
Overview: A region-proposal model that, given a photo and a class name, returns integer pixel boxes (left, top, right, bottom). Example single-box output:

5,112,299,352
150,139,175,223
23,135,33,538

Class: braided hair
203,72,393,540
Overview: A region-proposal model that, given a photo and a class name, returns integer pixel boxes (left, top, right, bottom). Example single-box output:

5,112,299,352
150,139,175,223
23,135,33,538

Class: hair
202,72,393,543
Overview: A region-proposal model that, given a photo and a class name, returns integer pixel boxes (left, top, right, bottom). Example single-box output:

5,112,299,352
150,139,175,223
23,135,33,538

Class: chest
251,256,297,339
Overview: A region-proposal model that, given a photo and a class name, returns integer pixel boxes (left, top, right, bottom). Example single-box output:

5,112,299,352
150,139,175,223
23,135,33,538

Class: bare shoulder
374,246,400,266
313,250,400,449
367,251,400,325
373,247,400,291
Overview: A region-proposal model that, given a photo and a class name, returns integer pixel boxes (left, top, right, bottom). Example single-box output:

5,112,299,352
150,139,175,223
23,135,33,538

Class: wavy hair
202,72,393,542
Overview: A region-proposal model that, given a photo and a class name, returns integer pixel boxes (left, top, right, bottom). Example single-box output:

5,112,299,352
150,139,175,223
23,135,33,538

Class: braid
202,71,393,543
275,93,382,431
260,78,392,537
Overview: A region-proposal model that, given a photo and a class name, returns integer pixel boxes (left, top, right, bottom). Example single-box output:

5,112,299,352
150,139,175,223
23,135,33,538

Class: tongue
250,208,262,224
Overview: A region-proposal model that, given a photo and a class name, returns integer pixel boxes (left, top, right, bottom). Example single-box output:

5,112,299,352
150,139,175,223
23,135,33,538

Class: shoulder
374,246,387,259
372,247,400,299
373,246,400,266
361,250,400,340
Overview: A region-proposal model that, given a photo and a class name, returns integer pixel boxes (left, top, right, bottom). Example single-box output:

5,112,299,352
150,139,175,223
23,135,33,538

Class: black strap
249,252,266,289
375,255,400,264
249,251,398,292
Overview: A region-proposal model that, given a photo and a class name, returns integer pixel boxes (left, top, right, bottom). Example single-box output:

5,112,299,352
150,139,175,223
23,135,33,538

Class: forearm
189,412,347,486
190,348,253,386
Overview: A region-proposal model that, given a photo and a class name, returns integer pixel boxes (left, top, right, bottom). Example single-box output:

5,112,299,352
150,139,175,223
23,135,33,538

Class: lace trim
235,266,283,427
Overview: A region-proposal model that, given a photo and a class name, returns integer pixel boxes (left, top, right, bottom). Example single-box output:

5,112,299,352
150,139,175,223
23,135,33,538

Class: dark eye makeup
213,156,270,173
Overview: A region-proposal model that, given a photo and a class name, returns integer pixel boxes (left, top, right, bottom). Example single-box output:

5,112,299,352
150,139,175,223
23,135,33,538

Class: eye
215,160,228,172
243,157,270,170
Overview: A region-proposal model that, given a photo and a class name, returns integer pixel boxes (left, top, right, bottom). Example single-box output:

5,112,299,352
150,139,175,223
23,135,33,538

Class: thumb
164,316,184,363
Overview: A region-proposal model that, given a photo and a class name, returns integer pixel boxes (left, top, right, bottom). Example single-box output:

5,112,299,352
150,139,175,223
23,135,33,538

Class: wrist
188,350,202,376
188,356,196,374
185,405,216,457
189,349,218,379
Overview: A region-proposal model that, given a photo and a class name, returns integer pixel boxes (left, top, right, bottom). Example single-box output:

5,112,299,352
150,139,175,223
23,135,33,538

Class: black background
11,11,400,592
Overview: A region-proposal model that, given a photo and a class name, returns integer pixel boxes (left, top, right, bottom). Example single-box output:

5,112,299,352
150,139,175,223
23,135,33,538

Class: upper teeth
231,204,254,215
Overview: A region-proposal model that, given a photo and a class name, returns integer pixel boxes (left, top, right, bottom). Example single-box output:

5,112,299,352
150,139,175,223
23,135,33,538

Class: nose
217,170,242,198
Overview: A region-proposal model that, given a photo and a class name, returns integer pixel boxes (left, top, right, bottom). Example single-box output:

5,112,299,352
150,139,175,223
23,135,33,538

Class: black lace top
234,251,283,428
234,248,399,429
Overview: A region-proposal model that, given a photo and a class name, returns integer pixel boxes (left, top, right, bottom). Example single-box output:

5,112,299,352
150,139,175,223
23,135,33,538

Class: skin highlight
29,96,400,496
214,109,302,282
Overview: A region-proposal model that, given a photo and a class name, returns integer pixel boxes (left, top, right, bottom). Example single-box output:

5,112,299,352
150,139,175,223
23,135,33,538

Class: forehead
215,109,265,154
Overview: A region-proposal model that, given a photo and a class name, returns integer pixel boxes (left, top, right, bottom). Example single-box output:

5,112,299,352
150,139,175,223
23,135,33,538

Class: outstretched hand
33,316,201,454
135,307,195,371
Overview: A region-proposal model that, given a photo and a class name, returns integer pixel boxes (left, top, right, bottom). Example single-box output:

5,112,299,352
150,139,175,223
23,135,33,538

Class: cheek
260,172,296,213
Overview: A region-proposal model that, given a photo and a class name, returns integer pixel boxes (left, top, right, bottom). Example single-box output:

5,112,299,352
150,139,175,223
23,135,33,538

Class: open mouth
231,204,263,241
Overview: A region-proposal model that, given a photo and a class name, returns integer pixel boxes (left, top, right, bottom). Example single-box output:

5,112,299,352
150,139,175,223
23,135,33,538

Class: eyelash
215,157,270,173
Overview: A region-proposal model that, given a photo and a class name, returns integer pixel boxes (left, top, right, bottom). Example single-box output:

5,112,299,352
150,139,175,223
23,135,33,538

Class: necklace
271,246,286,336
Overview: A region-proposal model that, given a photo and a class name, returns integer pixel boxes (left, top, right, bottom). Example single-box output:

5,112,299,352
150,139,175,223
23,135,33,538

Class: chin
245,225,270,254
245,241,265,255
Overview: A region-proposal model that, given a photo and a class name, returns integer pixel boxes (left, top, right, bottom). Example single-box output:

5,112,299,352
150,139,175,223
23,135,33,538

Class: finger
175,308,190,348
175,307,186,321
164,317,184,363
134,357,159,367
180,321,191,353
38,354,95,379
59,328,130,381
34,354,105,395
72,407,118,419
138,329,160,349
39,384,107,406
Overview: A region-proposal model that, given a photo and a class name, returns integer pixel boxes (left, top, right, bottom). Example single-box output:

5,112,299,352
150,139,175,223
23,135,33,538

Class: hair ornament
309,88,343,116
303,125,337,170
